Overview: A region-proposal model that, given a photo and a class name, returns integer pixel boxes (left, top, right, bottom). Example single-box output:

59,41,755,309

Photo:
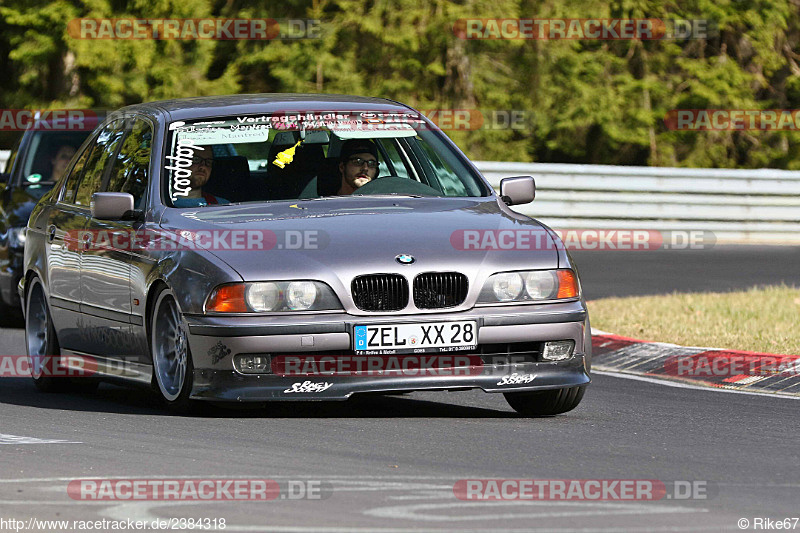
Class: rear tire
504,386,585,416
24,278,66,393
150,287,198,415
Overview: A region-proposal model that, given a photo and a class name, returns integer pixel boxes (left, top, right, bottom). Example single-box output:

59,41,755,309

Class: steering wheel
354,176,440,196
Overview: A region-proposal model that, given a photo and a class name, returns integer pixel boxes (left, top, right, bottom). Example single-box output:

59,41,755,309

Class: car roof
113,94,415,122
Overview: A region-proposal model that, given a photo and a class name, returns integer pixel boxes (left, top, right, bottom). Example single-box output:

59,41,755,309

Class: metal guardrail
1,150,796,242
475,161,800,243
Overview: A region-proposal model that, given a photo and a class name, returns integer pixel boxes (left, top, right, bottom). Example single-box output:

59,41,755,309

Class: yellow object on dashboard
272,140,302,168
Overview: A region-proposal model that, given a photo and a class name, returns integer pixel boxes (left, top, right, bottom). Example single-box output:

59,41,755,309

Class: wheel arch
23,268,45,305
143,279,170,363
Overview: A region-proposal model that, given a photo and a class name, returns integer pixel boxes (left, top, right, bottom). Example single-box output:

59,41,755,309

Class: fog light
234,354,272,374
542,340,575,361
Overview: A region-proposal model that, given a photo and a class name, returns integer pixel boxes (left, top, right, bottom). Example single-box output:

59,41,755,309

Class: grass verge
587,284,800,355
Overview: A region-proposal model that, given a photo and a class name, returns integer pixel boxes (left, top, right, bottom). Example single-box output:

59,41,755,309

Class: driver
50,144,77,181
173,147,229,206
337,139,379,195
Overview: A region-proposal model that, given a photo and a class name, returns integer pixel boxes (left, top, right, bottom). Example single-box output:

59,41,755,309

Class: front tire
504,386,585,416
150,287,197,414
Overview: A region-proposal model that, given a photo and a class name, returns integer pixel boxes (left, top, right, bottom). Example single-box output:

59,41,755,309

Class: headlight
245,282,280,312
206,281,341,313
491,272,523,301
286,281,317,310
524,271,557,299
478,269,578,304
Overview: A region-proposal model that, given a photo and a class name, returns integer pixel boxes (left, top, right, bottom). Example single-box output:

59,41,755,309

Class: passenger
174,147,229,206
337,139,379,195
49,144,77,181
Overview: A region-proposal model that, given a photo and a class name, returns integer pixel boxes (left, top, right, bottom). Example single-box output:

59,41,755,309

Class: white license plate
353,321,477,354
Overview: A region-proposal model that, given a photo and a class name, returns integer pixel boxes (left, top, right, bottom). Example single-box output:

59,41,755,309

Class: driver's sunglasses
347,157,379,169
191,156,214,168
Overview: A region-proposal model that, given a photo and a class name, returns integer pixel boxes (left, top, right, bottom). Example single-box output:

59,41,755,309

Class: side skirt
59,349,153,386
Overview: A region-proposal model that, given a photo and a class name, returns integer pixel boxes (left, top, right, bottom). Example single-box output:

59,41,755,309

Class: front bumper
183,301,591,401
191,357,590,401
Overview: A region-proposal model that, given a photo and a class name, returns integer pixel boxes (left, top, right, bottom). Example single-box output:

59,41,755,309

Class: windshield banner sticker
167,138,206,202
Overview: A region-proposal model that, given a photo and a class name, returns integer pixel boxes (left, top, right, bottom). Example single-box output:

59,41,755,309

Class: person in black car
49,144,77,181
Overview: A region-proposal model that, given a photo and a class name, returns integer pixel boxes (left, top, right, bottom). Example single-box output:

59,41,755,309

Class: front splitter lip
189,357,590,401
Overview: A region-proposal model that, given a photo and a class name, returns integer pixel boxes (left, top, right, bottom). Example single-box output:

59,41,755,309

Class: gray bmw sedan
21,94,591,415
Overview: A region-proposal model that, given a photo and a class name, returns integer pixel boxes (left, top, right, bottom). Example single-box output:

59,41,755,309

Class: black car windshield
18,131,90,188
164,111,489,207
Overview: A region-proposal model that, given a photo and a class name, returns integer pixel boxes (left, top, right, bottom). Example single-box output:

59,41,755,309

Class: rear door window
61,137,96,204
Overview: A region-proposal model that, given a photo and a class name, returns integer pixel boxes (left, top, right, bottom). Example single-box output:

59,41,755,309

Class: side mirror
0,172,10,185
499,176,535,206
91,192,136,220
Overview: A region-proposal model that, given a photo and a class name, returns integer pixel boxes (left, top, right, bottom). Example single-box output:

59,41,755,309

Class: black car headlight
477,269,579,304
205,281,342,313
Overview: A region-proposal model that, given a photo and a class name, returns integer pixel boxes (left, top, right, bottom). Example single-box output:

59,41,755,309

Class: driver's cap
339,139,378,161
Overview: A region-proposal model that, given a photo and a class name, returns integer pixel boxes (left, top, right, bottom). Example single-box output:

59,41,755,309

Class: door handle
48,225,56,242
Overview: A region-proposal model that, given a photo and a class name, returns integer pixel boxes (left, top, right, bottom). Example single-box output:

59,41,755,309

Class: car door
44,127,106,349
80,116,152,361
68,119,131,357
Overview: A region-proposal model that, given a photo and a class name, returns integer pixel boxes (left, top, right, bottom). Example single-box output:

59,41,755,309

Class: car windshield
163,111,489,207
19,131,89,188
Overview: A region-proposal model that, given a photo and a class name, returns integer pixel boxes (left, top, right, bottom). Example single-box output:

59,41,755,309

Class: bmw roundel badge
395,254,415,265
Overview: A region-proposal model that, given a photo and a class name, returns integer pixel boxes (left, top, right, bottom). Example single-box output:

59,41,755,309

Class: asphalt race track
0,245,798,532
571,244,800,300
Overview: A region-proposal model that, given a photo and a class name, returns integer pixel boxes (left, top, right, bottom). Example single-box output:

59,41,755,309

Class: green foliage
1,0,799,167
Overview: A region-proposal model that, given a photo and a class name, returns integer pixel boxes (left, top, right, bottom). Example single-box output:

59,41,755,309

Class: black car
0,128,95,321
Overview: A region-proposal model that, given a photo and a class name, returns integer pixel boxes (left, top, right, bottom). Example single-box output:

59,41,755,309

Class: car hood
158,197,560,282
